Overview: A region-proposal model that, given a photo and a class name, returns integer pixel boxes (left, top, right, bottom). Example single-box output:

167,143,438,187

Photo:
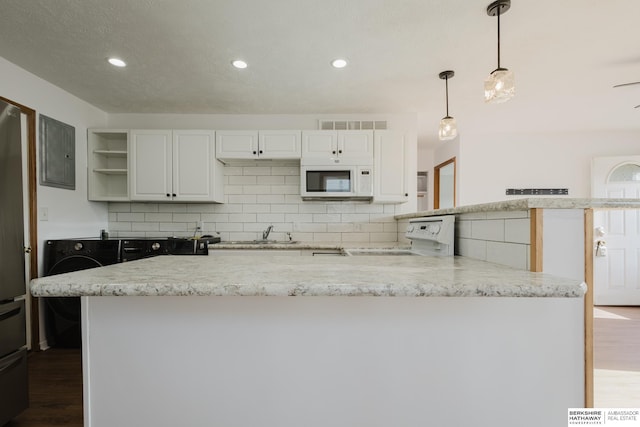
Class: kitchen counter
395,197,640,220
30,253,585,298
32,252,586,427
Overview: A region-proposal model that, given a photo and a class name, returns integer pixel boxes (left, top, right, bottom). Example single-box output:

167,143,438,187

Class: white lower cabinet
129,130,223,202
374,130,409,203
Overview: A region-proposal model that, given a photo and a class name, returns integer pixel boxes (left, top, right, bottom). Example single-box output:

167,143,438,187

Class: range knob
74,242,84,251
151,242,161,251
406,225,415,233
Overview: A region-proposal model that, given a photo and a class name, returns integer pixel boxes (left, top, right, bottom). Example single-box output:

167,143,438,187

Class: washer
43,239,121,348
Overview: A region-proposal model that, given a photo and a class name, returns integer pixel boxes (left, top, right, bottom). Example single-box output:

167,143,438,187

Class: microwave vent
318,120,387,130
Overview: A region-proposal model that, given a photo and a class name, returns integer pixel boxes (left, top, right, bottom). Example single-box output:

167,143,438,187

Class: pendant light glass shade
439,116,457,140
485,0,514,104
438,70,457,141
484,68,515,103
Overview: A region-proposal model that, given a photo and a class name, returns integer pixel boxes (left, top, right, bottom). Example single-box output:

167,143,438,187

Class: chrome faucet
262,225,274,240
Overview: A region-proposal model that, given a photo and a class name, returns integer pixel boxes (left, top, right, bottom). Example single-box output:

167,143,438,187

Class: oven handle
0,351,23,374
0,306,21,322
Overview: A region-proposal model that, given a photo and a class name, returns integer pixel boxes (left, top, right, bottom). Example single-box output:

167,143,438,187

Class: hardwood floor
2,306,636,426
594,306,640,408
5,348,83,427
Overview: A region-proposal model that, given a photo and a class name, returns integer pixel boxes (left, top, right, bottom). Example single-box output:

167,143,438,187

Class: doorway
590,155,640,407
591,156,640,305
434,157,455,209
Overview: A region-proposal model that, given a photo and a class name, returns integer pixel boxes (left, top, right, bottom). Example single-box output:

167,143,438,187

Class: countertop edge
31,280,587,299
395,198,640,220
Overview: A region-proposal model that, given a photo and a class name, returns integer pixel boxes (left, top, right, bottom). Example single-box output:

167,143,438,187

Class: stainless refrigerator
0,99,29,424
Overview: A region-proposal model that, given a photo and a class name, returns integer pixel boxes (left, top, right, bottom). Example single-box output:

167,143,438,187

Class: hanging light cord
444,75,450,117
496,6,502,69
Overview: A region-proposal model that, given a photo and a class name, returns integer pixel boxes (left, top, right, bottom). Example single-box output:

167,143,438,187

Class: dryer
43,239,121,348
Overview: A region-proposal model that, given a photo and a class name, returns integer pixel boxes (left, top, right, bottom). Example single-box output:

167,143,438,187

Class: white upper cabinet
301,130,373,165
173,130,223,202
216,130,301,161
373,130,409,203
215,131,258,160
129,130,223,203
258,131,302,158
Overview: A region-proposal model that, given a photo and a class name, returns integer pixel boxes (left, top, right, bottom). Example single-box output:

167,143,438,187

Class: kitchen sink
344,249,417,256
223,240,298,245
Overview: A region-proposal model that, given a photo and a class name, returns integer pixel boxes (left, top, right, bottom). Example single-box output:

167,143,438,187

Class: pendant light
484,0,514,103
438,70,457,141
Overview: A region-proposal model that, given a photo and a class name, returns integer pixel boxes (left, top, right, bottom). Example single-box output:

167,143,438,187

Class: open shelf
88,129,129,200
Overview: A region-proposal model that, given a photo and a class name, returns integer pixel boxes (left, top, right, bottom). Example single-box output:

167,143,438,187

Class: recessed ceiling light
232,60,248,69
107,57,126,67
331,59,348,69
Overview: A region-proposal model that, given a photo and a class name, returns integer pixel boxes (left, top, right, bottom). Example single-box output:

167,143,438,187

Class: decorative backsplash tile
108,160,400,243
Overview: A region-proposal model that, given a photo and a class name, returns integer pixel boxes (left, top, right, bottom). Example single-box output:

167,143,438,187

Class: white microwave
301,165,373,200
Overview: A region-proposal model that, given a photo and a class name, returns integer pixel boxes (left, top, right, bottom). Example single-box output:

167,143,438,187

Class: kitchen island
31,254,585,427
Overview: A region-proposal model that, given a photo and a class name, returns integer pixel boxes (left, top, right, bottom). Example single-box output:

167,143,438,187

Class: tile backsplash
455,210,531,270
108,160,400,243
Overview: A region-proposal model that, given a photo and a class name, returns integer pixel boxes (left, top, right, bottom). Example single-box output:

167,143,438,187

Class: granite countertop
31,254,586,298
209,242,408,251
395,197,640,220
211,242,344,250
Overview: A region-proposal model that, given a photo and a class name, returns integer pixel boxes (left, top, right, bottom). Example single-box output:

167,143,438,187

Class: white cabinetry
374,130,409,203
129,130,223,202
259,130,301,158
216,130,301,161
88,129,129,201
301,130,373,164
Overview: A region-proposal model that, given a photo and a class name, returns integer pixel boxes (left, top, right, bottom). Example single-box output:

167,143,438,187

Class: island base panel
82,296,584,427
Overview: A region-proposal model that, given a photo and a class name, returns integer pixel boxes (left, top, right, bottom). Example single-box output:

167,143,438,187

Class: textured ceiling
0,0,639,147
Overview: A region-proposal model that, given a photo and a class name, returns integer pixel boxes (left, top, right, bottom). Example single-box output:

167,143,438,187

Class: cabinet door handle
259,150,263,154
172,193,176,197
332,150,336,154
338,150,342,154
253,151,257,155
166,194,170,197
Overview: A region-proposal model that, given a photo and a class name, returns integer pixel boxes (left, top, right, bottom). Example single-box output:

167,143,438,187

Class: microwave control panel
358,168,372,193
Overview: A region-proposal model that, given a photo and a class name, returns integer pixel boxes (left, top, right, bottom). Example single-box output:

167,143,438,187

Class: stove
405,215,455,256
344,215,455,257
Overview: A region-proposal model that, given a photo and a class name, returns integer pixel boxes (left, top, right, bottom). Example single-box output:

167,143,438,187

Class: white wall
0,56,110,274
108,113,417,134
417,143,434,211
458,130,640,206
